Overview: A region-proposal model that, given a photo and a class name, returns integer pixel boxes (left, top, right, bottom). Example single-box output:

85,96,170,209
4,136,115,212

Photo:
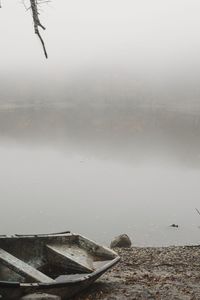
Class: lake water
0,101,200,246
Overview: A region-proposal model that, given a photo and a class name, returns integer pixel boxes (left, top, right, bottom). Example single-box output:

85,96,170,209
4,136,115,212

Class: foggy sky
1,0,200,99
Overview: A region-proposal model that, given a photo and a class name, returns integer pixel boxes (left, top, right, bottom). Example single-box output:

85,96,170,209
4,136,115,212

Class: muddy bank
74,245,200,300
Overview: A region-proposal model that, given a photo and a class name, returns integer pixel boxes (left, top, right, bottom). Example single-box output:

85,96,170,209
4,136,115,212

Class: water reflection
0,102,200,246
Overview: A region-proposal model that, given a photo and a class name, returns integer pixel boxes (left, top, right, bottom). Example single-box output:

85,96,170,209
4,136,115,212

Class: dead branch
1,1,48,57
29,0,48,58
195,208,200,216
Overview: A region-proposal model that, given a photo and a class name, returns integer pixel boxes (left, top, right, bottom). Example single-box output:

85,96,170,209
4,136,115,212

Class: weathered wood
21,293,61,300
78,235,117,259
46,244,94,273
0,248,54,283
0,232,120,299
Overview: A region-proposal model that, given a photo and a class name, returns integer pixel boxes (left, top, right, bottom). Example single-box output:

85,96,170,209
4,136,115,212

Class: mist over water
0,100,200,246
1,0,200,245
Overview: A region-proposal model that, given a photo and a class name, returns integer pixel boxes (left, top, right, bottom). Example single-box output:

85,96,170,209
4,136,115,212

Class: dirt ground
74,246,200,300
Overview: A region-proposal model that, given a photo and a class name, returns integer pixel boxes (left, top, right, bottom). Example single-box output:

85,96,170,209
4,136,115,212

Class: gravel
73,245,200,300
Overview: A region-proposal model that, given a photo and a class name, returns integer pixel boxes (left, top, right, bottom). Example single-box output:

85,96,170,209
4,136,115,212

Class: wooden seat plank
0,248,54,283
46,244,94,273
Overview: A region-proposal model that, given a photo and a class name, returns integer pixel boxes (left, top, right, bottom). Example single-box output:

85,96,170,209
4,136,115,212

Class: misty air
0,1,200,299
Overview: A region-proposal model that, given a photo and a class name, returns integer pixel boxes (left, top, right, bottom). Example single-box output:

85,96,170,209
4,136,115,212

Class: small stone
170,224,179,228
110,234,132,248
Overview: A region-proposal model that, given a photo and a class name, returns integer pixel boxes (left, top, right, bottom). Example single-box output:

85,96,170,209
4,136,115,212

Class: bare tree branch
29,0,48,58
195,208,200,216
1,0,48,57
21,1,31,11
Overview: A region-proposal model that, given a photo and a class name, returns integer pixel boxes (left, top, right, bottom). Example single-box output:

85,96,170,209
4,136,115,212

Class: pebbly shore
74,245,200,300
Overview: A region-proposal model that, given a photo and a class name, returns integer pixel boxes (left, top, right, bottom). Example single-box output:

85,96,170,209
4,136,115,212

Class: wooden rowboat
0,232,120,299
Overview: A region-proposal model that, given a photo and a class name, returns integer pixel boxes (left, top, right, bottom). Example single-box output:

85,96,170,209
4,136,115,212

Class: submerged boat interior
0,233,116,284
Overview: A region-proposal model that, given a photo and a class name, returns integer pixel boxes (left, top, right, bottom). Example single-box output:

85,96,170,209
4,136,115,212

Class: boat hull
0,232,120,299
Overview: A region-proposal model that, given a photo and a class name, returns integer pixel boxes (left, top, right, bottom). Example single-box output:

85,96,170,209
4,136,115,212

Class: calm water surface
0,102,200,246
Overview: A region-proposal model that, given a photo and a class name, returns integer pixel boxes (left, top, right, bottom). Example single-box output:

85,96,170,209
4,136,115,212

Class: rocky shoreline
74,245,200,300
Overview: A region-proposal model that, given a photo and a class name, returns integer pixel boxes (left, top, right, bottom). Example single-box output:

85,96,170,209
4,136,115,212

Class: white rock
110,234,132,248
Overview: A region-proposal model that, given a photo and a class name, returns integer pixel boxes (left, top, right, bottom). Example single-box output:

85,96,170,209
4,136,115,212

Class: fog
1,0,200,83
0,103,199,246
0,1,200,246
1,0,200,102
